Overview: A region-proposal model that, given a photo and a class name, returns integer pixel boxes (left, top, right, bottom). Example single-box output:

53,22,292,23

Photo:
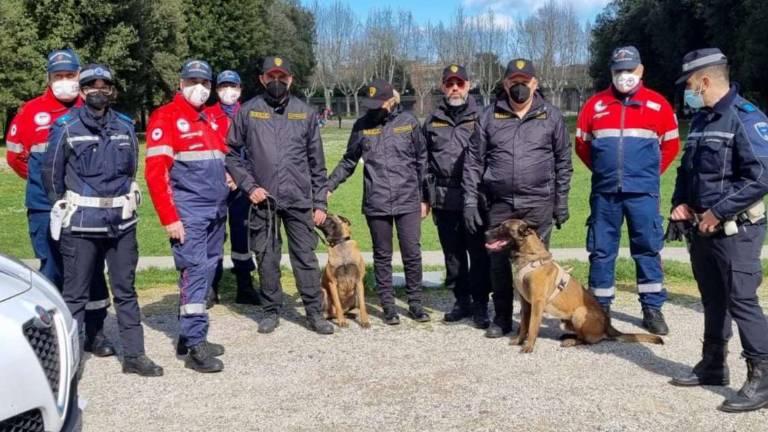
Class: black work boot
472,302,491,329
719,358,768,412
122,355,164,377
258,312,280,334
307,314,334,335
176,337,225,357
206,286,220,309
642,307,669,335
84,331,116,357
383,305,400,325
409,303,431,323
185,343,224,373
485,321,512,338
443,300,472,322
671,341,729,387
234,271,262,305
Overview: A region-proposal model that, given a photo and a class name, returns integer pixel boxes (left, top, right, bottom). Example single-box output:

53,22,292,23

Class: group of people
6,43,768,412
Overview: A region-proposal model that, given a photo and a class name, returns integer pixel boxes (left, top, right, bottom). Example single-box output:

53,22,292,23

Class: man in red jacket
575,46,680,334
203,70,261,307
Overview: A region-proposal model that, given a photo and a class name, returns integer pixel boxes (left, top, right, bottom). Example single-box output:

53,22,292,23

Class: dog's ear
516,221,529,237
339,215,352,226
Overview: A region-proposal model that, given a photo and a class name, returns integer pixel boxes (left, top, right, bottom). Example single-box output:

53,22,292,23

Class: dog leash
247,195,326,255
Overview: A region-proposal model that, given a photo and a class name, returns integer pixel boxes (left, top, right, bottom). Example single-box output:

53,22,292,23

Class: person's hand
670,204,694,221
463,206,483,235
698,209,720,234
421,202,430,219
225,173,237,191
313,209,327,226
554,211,569,229
249,187,269,204
326,190,333,200
165,221,185,244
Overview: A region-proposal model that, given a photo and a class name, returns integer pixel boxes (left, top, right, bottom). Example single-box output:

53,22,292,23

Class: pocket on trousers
730,261,763,300
653,215,665,253
585,216,596,253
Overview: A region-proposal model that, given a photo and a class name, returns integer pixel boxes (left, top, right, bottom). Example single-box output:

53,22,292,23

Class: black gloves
664,219,692,242
463,206,484,235
554,210,569,230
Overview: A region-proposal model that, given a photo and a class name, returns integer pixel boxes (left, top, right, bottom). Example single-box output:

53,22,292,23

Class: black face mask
85,92,110,110
369,108,389,124
264,80,288,105
508,83,531,104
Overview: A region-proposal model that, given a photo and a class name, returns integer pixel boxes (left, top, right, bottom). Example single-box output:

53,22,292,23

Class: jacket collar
434,96,479,124
711,84,739,115
172,92,207,122
41,87,82,112
600,82,646,107
76,106,117,132
495,92,546,119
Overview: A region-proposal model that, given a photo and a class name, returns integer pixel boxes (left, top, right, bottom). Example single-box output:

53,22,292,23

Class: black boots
485,321,512,338
719,358,768,412
185,343,224,373
176,337,225,357
443,300,472,322
472,302,490,329
642,307,669,335
258,312,280,334
84,331,116,357
408,303,431,322
383,305,400,325
235,271,262,305
671,341,729,387
307,314,334,335
122,355,164,377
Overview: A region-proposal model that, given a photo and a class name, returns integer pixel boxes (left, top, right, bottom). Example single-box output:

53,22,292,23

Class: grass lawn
0,118,690,258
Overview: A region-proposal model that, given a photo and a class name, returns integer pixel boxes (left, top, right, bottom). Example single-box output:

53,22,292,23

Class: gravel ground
79,288,768,432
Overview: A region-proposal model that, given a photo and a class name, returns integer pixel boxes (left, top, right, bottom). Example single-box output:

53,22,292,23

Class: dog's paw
338,318,349,328
508,335,526,345
360,320,371,329
520,344,535,354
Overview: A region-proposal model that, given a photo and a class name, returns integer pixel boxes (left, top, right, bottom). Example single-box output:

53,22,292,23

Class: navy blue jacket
43,107,139,237
672,85,768,220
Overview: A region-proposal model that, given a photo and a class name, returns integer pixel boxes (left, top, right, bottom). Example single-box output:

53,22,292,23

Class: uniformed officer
204,70,261,307
463,59,572,338
669,49,768,413
42,64,162,376
145,59,230,373
6,48,115,357
423,64,490,328
327,79,431,325
225,56,334,335
575,46,680,334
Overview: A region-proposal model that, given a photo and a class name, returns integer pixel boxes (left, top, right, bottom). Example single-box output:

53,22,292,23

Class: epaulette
55,113,73,125
738,102,757,113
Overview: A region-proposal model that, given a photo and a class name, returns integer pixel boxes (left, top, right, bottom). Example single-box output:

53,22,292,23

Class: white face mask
51,79,80,102
612,72,641,94
217,87,241,105
182,83,210,107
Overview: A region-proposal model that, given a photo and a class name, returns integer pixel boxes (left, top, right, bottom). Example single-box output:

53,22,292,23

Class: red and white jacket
575,84,680,193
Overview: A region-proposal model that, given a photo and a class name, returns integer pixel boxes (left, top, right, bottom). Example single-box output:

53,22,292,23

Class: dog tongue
485,240,507,250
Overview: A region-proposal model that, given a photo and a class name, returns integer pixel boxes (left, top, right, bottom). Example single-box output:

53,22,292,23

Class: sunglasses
444,80,466,89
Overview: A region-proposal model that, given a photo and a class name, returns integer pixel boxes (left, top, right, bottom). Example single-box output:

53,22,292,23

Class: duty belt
65,192,127,208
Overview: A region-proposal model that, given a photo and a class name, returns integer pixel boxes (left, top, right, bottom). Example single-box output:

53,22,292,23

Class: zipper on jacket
617,101,627,192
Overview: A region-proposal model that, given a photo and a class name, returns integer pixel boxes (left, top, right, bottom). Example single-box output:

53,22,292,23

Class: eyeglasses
82,86,114,96
444,80,466,89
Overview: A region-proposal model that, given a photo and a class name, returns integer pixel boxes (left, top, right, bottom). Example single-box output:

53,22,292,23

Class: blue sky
301,0,611,24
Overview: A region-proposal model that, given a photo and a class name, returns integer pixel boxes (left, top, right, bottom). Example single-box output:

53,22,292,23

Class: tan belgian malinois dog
485,219,663,353
317,214,370,328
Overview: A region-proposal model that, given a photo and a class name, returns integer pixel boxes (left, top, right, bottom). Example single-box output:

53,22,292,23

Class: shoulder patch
250,111,270,120
431,120,449,128
150,128,163,141
594,100,607,112
363,128,381,136
393,124,414,134
753,122,768,142
494,112,512,120
287,112,307,120
535,111,548,120
740,102,757,113
55,113,72,126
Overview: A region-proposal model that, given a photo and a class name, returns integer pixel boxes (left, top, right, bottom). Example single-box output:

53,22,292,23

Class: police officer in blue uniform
43,64,163,376
669,49,768,412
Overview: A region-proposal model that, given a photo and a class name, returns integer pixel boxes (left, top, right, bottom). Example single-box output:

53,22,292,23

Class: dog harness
513,258,572,302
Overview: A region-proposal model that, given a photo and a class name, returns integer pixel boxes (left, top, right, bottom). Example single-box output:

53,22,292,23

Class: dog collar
327,236,351,248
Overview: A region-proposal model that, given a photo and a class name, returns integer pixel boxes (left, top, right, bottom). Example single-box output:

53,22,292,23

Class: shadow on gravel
611,283,704,328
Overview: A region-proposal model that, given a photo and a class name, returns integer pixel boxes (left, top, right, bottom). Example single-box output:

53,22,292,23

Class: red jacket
202,102,239,142
575,83,680,193
5,88,82,209
145,93,229,226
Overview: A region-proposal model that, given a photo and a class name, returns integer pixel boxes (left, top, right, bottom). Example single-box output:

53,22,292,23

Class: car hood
0,254,33,302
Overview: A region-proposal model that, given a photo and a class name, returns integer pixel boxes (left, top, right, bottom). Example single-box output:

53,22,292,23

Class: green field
0,119,684,258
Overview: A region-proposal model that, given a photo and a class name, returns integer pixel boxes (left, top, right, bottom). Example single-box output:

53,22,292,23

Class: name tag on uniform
393,125,413,134
535,112,548,120
431,121,449,128
494,112,512,119
646,101,661,111
363,128,381,136
250,111,270,120
287,112,307,120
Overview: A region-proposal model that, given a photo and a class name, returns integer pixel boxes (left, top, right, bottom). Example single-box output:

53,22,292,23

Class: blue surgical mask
684,85,705,109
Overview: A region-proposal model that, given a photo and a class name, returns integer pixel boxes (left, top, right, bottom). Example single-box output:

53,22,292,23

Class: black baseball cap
676,48,728,84
504,58,535,79
262,56,292,76
362,79,394,109
442,64,468,82
610,46,642,71
79,64,115,86
181,59,212,80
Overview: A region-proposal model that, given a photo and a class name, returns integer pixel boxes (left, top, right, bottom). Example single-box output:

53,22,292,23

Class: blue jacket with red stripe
576,84,680,193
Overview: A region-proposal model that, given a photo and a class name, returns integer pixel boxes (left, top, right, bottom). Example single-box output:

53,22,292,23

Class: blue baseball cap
610,46,642,71
79,64,115,86
217,70,241,86
676,48,728,84
47,49,81,73
181,59,212,80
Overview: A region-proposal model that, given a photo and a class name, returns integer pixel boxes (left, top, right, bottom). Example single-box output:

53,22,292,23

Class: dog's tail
334,263,361,293
606,325,664,345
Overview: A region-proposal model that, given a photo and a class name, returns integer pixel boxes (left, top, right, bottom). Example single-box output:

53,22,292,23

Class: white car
0,254,81,432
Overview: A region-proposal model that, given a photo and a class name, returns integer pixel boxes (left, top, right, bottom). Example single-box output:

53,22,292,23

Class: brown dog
485,219,663,353
317,214,370,328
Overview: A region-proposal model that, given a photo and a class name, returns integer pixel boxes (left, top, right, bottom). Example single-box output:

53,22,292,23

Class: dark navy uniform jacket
672,85,768,220
43,106,139,237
